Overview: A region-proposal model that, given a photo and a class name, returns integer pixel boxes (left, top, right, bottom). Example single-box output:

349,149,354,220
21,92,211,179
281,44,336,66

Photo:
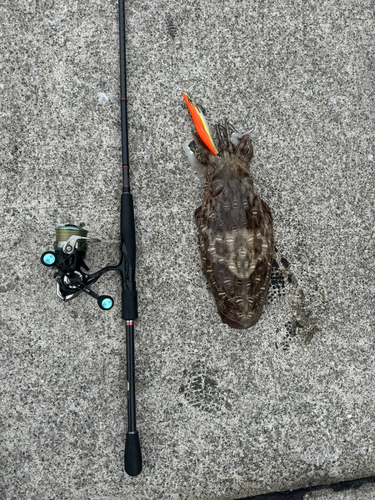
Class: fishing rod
118,0,142,477
40,0,142,477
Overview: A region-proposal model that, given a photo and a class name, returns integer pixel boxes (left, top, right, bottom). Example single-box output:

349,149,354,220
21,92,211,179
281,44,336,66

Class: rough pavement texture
1,0,374,499
301,482,375,500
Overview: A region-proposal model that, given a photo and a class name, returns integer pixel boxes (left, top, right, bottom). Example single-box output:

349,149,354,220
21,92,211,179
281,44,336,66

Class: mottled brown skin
192,123,274,329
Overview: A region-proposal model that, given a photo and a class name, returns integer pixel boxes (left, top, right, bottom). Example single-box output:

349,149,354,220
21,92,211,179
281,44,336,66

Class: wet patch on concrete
269,247,320,349
179,360,233,413
268,248,298,303
276,294,321,351
166,13,178,39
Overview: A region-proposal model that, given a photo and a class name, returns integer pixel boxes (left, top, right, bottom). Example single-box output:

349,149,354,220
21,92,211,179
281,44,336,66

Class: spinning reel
41,224,121,310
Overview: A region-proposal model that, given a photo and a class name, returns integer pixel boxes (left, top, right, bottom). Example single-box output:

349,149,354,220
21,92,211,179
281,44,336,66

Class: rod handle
121,192,138,320
124,431,142,476
122,290,138,320
121,192,136,274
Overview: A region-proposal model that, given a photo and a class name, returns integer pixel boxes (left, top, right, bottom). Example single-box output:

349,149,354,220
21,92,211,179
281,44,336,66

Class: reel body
41,225,117,310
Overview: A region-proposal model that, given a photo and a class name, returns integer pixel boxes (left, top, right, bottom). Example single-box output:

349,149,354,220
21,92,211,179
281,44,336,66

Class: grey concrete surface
302,482,375,500
1,0,374,499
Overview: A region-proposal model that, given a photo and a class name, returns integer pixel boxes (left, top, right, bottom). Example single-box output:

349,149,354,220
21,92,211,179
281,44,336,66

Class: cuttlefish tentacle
216,123,228,152
191,131,215,163
230,127,254,146
236,133,254,161
182,137,206,174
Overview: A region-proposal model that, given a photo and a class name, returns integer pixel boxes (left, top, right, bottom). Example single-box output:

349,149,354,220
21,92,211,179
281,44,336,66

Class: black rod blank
119,0,130,192
118,0,142,476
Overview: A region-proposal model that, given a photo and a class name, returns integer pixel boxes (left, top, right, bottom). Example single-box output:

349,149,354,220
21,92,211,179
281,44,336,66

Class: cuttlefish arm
182,136,200,171
230,128,254,145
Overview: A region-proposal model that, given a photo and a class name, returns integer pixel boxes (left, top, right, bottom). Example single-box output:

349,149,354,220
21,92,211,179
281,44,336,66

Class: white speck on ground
97,92,109,103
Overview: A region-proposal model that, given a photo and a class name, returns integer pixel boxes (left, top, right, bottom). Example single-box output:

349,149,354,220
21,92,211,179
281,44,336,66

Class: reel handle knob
41,251,56,267
98,296,114,310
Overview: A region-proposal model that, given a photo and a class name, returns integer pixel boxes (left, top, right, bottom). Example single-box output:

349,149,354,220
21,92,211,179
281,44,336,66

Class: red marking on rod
123,185,129,187
126,320,134,326
123,165,128,168
121,98,127,101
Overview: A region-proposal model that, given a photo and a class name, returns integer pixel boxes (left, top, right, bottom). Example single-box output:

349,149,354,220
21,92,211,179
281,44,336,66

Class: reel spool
41,224,115,310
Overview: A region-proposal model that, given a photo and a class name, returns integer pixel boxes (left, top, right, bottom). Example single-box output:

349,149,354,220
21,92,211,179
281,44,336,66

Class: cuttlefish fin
183,92,218,156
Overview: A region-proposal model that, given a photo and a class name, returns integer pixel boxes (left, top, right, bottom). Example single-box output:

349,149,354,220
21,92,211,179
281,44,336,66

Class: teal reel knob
41,251,56,267
98,296,114,310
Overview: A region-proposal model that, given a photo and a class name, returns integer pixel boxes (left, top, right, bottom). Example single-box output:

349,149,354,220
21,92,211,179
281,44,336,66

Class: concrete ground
242,478,375,499
1,0,374,499
302,483,375,500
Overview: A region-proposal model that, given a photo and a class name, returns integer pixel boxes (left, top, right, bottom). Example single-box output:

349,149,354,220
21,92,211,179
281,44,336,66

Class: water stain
268,247,298,303
269,247,320,349
179,360,233,413
166,13,178,39
276,295,320,350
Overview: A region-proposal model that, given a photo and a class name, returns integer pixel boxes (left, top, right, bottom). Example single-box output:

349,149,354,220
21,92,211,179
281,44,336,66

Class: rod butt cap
125,431,142,476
